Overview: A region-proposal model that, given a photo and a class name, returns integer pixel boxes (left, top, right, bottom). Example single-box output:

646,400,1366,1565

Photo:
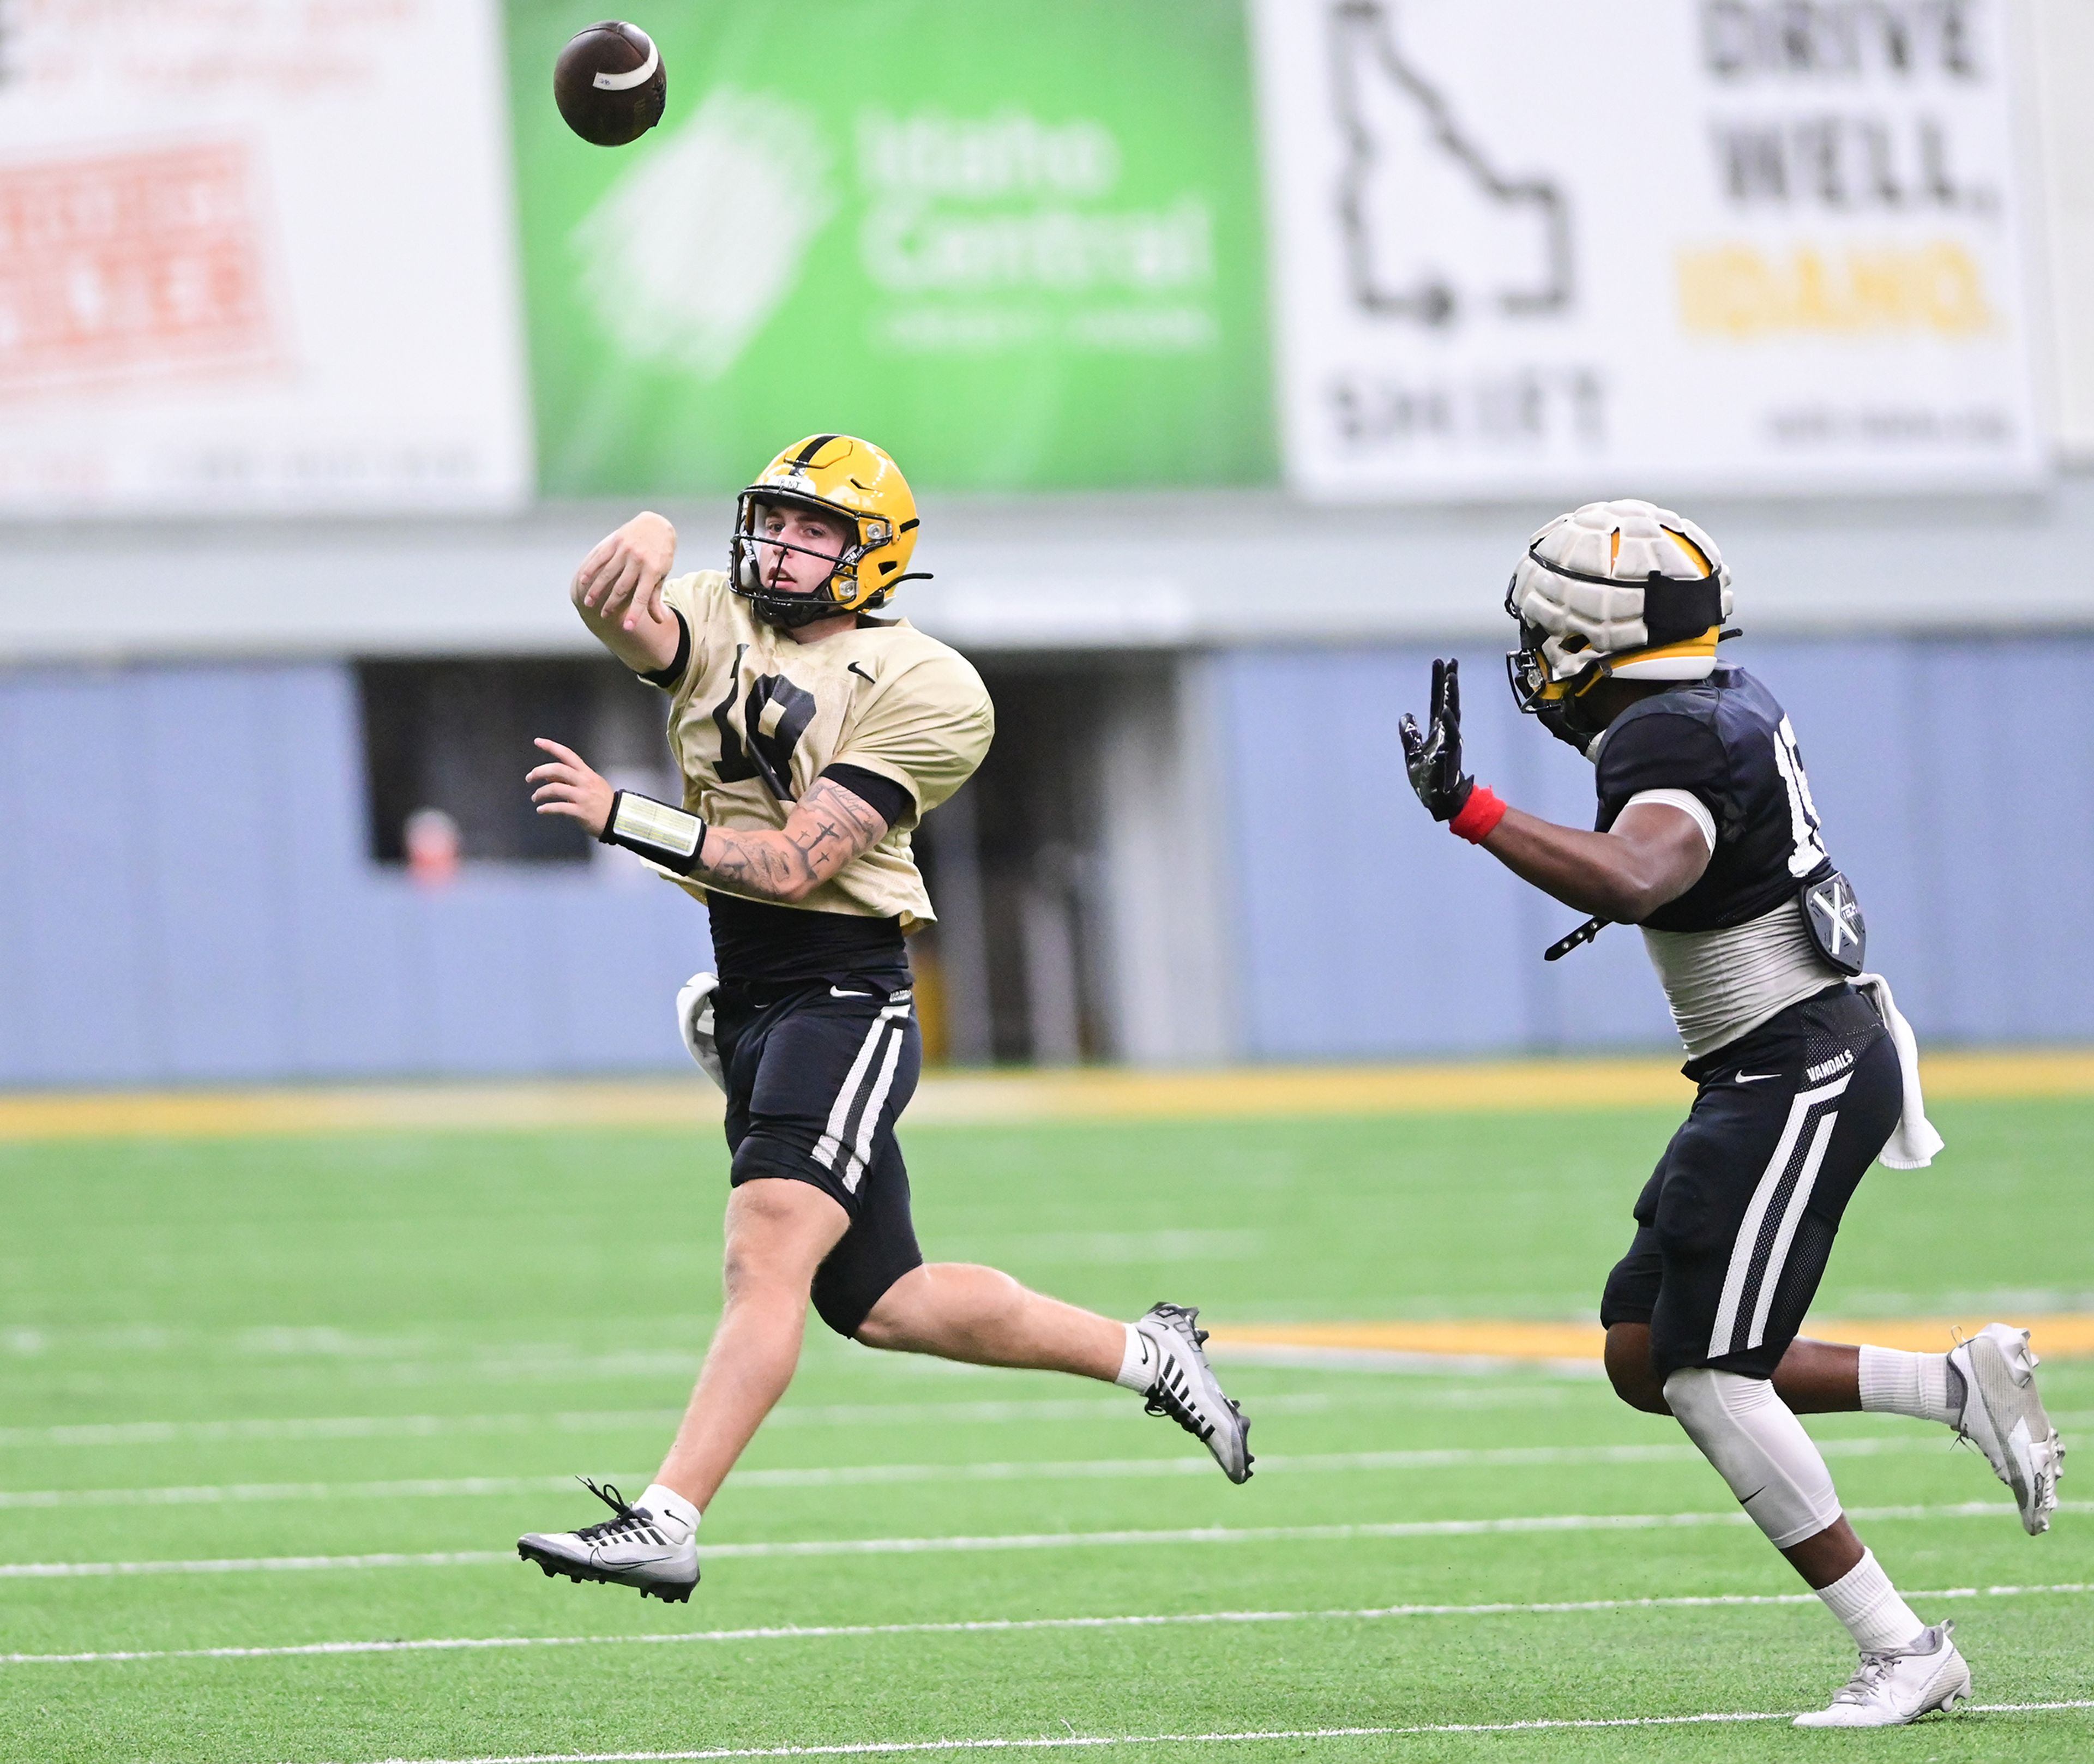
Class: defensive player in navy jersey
1400,500,2063,1727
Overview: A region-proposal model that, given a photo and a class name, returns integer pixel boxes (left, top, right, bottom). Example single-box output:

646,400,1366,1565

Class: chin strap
1543,915,1609,961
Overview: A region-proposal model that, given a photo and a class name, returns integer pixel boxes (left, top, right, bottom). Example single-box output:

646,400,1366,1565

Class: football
553,20,667,147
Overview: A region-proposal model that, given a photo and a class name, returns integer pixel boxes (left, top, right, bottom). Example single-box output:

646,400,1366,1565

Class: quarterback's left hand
1399,657,1477,822
528,738,615,838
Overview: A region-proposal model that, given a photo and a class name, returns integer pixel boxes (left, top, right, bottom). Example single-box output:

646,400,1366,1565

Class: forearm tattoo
694,777,888,901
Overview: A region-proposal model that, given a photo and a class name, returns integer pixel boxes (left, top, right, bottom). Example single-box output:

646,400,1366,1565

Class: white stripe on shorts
1742,1107,1841,1352
813,1003,911,1176
1706,1073,1850,1360
842,1027,907,1193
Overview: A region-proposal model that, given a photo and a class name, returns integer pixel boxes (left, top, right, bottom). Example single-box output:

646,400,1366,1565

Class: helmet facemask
730,491,888,629
729,434,928,628
1505,590,1616,751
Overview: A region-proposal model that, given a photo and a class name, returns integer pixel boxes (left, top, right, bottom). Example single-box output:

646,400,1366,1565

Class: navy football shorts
1600,985,1903,1382
713,968,925,1338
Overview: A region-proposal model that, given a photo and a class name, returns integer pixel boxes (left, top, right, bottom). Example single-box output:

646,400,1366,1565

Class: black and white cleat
517,1476,699,1603
1136,1301,1254,1484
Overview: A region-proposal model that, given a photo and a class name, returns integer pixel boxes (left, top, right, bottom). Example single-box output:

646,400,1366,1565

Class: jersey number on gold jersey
711,645,817,800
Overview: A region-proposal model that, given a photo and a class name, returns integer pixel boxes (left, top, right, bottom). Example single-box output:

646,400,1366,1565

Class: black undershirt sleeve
819,763,912,833
639,609,691,690
1593,708,1731,836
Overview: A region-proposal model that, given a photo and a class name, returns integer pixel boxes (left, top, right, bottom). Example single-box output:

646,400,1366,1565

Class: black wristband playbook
598,790,708,874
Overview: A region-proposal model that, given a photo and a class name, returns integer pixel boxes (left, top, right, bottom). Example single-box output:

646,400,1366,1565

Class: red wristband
1448,784,1507,844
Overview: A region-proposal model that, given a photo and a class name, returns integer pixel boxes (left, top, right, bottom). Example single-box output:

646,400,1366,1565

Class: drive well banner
508,0,1274,493
1252,0,2044,500
0,0,530,513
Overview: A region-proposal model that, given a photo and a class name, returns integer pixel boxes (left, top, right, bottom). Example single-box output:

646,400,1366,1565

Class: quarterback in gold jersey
514,436,1250,1604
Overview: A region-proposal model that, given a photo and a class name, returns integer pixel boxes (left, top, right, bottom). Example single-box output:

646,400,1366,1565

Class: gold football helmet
730,434,928,625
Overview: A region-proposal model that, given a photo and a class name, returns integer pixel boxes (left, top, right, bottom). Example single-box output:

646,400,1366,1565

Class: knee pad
1662,1366,1842,1550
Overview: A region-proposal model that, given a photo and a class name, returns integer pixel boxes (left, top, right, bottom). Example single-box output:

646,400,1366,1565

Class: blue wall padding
1212,636,2094,1060
0,637,2086,1084
0,664,713,1085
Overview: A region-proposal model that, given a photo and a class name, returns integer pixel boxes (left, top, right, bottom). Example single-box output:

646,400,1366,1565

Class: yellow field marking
1213,1315,2094,1364
0,1082,723,1142
2,1049,2091,1142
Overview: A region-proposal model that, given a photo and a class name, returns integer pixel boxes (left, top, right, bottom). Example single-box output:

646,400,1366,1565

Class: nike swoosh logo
830,986,869,998
1735,1073,1780,1084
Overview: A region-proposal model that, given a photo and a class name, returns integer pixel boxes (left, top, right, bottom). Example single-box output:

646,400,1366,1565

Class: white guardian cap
1504,499,1735,738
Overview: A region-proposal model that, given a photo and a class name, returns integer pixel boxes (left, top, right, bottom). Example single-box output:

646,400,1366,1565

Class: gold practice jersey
648,569,993,930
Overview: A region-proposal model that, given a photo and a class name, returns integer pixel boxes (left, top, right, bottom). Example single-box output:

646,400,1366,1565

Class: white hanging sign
0,0,529,513
1251,0,2045,499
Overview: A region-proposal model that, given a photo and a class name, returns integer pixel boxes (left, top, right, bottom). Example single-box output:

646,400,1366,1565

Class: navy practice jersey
1592,665,1837,934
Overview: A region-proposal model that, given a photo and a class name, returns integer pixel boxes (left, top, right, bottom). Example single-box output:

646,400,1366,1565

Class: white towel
675,970,725,1092
1853,972,1944,1170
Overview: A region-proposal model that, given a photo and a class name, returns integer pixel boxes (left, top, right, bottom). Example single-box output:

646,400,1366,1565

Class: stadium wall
1,633,2088,1086
0,664,711,1086
1214,636,2094,1060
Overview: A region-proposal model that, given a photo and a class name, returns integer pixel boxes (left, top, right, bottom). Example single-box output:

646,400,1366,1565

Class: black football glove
1398,657,1477,822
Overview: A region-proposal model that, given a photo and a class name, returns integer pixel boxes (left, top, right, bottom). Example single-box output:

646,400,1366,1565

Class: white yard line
7,1582,2090,1669
0,1385,1600,1452
1208,1345,1604,1377
0,1549,516,1578
0,1413,684,1450
302,1702,2094,1763
0,1435,1957,1509
5,1500,2084,1580
0,1394,1378,1452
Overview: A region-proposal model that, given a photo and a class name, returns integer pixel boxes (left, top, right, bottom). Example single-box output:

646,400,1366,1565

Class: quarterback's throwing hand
1399,657,1477,822
574,511,677,634
529,738,615,838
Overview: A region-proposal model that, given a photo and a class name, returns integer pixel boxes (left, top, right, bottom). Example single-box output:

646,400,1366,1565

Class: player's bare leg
655,1179,850,1509
520,1190,1254,1602
653,1208,1255,1497
1606,1323,1859,1413
518,1178,844,1601
857,1263,1122,1377
1605,1320,2061,1530
861,1269,1253,1481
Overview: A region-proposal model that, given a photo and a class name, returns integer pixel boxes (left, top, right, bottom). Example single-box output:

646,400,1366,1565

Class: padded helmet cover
1508,499,1734,684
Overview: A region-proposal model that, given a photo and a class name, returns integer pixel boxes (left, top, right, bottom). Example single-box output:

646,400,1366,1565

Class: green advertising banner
508,1,1275,493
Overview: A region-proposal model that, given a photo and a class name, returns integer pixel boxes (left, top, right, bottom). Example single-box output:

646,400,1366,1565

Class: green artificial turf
2,1099,2089,1762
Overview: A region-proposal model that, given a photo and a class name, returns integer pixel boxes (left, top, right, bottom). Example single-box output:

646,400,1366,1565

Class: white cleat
517,1477,697,1604
1794,1621,1971,1727
1949,1322,2064,1535
1136,1302,1253,1484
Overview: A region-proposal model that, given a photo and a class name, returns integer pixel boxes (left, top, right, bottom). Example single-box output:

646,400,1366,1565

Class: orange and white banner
0,0,528,512
1251,0,2044,499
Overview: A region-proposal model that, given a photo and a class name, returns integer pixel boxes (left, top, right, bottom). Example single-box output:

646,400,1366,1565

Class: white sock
1114,1322,1158,1393
639,1482,700,1540
1817,1549,1926,1653
1858,1345,1963,1426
